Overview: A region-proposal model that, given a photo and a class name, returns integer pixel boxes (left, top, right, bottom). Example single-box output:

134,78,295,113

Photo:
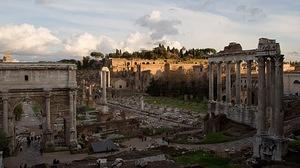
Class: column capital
45,91,51,98
257,57,266,66
1,92,8,101
235,60,242,64
274,55,284,67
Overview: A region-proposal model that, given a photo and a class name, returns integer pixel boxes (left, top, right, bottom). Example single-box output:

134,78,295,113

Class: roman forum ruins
0,63,78,151
100,66,110,113
208,38,287,161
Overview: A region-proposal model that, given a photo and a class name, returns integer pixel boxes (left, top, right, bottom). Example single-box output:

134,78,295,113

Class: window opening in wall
25,75,29,81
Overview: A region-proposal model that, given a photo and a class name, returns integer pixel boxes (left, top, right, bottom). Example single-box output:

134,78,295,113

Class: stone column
266,59,274,135
69,90,74,131
2,92,8,134
269,59,276,135
216,62,222,114
81,80,86,105
100,71,103,88
89,85,92,96
236,61,241,105
246,60,252,106
69,90,77,147
225,62,231,104
140,96,144,111
102,71,107,105
257,57,267,134
45,91,51,131
208,62,214,115
73,90,77,138
107,71,111,87
274,55,284,137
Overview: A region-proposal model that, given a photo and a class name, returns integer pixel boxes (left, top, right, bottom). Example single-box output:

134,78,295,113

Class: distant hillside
92,44,216,60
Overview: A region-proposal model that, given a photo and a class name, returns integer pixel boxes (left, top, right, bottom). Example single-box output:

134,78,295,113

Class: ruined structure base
203,114,228,134
98,105,109,113
253,135,288,161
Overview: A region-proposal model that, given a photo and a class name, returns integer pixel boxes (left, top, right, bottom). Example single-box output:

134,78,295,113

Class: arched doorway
13,100,44,151
0,63,78,155
10,97,45,153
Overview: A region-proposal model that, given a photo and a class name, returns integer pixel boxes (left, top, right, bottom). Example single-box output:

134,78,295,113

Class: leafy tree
0,130,10,157
14,104,23,121
90,52,104,59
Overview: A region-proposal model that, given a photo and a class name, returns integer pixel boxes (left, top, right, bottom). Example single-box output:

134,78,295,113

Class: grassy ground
174,151,237,168
144,96,207,113
288,139,300,151
201,132,236,144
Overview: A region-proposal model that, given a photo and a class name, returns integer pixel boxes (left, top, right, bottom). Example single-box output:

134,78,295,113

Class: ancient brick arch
0,63,78,152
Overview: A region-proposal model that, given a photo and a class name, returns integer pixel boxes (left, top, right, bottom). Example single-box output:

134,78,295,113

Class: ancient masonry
0,63,78,151
100,66,110,112
208,38,287,161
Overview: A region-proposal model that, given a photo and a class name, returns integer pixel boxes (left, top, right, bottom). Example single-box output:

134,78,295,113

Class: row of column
256,56,284,137
208,60,253,114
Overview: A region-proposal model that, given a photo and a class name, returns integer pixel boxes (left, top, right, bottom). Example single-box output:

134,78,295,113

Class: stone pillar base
253,135,262,158
44,130,54,150
98,105,109,114
69,130,78,150
253,135,288,161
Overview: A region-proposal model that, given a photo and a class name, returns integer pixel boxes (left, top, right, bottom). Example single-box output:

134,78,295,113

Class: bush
289,139,300,151
14,104,23,121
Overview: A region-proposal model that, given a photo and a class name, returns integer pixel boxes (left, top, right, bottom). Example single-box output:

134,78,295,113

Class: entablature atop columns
208,53,257,63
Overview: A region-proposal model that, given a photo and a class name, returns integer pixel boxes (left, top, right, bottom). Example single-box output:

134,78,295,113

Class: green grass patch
289,139,300,152
144,96,207,113
201,132,235,144
175,151,236,168
77,106,96,113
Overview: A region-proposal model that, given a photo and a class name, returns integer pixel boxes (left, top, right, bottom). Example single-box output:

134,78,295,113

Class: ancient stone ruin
0,63,78,151
207,38,287,161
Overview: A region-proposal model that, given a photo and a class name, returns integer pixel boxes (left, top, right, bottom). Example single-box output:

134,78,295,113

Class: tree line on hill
106,44,216,59
58,44,216,70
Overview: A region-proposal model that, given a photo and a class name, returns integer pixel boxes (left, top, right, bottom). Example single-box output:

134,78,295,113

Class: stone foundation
253,135,288,161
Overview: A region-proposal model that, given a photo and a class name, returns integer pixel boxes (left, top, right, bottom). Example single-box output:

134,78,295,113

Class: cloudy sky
0,0,299,61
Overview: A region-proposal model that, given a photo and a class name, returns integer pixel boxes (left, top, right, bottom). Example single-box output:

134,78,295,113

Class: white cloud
121,32,153,52
0,24,60,55
136,10,181,40
64,33,100,56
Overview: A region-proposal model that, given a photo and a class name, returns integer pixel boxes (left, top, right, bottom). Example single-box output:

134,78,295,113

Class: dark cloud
136,11,181,40
236,5,266,21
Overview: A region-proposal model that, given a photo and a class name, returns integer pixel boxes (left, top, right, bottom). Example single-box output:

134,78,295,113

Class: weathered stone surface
0,63,78,152
208,38,287,161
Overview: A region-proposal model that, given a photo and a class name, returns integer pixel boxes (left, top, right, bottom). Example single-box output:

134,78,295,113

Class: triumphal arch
0,63,77,151
208,38,287,161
